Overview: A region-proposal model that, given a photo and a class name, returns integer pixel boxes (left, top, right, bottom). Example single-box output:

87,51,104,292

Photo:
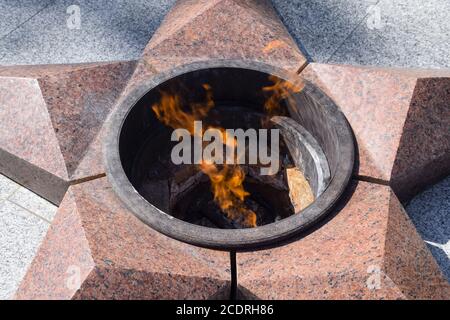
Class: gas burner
105,61,355,252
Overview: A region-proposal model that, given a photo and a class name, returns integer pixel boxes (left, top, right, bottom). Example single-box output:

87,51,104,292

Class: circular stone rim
104,59,355,252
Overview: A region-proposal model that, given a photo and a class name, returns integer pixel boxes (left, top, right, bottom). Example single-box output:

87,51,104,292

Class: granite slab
0,200,49,299
15,177,230,300
0,61,136,204
0,0,176,65
301,63,450,201
271,0,379,62
328,0,450,69
0,1,53,39
131,0,306,87
406,175,450,282
3,0,450,300
237,181,450,299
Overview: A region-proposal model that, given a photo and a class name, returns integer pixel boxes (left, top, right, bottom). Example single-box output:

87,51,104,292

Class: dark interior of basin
144,106,300,228
119,67,340,229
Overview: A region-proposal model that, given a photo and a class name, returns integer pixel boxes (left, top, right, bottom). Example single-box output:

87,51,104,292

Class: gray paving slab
0,174,20,200
271,0,380,62
0,0,176,65
406,176,450,281
9,186,57,222
328,0,450,68
0,0,53,38
0,200,49,299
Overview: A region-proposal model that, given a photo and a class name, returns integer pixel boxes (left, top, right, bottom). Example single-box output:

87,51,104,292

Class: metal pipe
229,250,237,300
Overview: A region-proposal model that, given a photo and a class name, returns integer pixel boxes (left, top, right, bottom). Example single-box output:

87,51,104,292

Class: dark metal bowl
104,60,355,251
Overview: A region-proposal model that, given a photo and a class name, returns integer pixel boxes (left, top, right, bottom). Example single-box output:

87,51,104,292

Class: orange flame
151,85,256,228
152,84,213,134
262,75,304,115
201,163,256,227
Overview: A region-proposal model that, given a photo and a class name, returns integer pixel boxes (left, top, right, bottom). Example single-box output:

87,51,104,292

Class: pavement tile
0,200,49,299
271,0,379,62
0,174,20,201
9,186,57,222
407,175,450,281
0,0,449,299
329,0,450,68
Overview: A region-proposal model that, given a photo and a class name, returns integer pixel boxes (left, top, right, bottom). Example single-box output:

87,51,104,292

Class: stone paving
272,0,450,68
0,174,56,299
406,176,450,281
0,0,176,65
0,0,449,299
1,1,449,68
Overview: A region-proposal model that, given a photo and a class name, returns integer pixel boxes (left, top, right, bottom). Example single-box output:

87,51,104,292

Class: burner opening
105,62,354,250
135,106,304,229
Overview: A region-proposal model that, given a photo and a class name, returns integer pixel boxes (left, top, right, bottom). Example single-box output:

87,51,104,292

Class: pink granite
0,0,308,198
15,189,95,299
38,61,136,177
0,62,114,78
0,77,67,180
17,178,449,299
15,177,230,300
237,181,450,299
4,0,450,301
391,77,450,200
301,64,450,201
123,0,306,95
